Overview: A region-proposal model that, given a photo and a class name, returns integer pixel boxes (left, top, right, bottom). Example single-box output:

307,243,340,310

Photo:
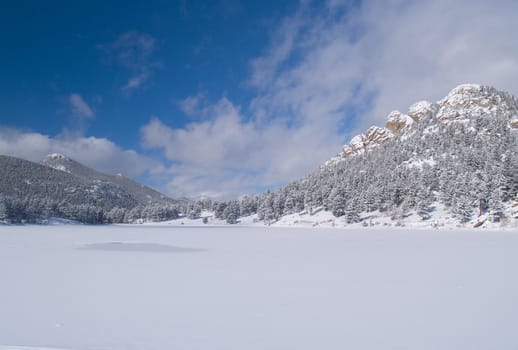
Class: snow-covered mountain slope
0,154,180,224
327,84,518,165
212,84,518,228
41,153,171,205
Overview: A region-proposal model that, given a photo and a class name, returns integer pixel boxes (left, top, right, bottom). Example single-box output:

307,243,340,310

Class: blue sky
1,0,517,198
0,1,298,146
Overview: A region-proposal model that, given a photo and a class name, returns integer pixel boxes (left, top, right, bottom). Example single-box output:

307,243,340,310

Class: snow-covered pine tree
345,202,360,224
416,188,432,220
330,186,346,217
488,191,505,223
0,195,7,222
452,196,473,223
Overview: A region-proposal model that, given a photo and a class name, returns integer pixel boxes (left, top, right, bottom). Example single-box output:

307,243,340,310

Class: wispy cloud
247,6,306,90
100,31,161,93
250,0,518,128
69,93,94,119
143,0,518,199
177,93,207,117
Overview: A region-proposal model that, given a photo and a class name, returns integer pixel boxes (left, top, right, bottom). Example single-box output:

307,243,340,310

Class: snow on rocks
340,126,393,158
325,83,518,165
407,100,437,122
340,134,366,158
436,83,518,122
43,153,69,161
385,110,414,133
41,154,73,173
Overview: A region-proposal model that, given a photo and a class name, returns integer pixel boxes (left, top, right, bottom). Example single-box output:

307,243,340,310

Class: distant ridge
0,154,182,224
41,153,170,205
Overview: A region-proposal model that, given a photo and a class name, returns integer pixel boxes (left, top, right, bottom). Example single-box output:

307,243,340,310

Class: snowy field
1,225,518,350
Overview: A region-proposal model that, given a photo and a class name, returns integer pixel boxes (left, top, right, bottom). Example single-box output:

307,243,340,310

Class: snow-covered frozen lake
1,225,517,350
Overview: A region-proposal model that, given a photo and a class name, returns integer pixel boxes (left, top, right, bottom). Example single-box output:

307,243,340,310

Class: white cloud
144,0,518,198
100,31,160,93
177,93,207,117
250,0,518,128
141,97,342,198
0,127,162,178
122,72,150,92
142,98,257,169
69,93,94,119
358,0,518,124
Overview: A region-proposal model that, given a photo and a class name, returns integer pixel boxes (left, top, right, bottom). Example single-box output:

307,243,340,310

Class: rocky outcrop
341,126,393,158
326,84,518,166
41,153,73,173
408,101,437,122
437,84,518,122
385,110,414,133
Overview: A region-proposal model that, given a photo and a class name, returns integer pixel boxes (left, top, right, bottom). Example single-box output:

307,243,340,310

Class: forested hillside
0,155,182,224
207,85,518,226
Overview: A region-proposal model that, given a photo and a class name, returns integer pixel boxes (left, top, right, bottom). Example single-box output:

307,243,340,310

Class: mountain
3,84,517,227
211,84,518,227
41,153,170,205
0,154,181,224
327,84,518,165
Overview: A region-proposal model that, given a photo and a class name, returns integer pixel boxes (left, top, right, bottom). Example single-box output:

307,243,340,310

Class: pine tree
273,192,285,219
345,202,360,224
107,207,126,223
416,188,432,220
330,187,346,217
284,192,297,214
226,213,238,224
304,190,315,214
488,192,504,223
0,196,7,221
214,202,227,219
452,196,472,223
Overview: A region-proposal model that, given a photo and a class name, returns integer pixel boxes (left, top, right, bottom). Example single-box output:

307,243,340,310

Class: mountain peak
447,83,482,95
328,83,518,166
41,153,74,173
1,154,180,224
437,83,518,122
43,153,70,161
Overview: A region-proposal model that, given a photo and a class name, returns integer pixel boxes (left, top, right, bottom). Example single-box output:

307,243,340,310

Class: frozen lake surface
1,225,517,350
